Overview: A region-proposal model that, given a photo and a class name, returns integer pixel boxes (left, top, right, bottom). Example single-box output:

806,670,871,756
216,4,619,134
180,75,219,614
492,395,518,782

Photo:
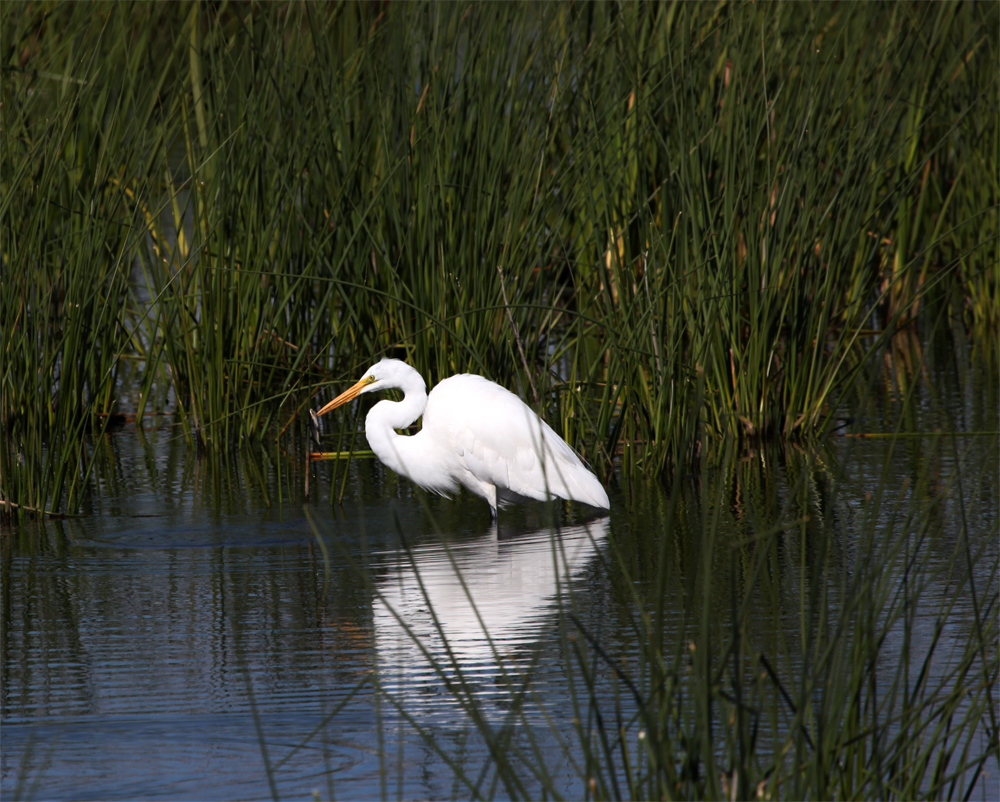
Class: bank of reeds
2,1,998,517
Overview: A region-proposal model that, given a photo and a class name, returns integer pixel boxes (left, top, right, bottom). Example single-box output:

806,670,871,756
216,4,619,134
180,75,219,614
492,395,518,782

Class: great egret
316,359,610,518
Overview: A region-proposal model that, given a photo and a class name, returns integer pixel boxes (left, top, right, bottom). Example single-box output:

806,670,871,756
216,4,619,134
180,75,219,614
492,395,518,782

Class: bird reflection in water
371,517,610,716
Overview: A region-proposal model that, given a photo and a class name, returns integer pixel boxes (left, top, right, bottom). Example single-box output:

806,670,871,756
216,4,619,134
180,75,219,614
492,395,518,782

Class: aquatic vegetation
2,1,996,519
303,427,997,800
1,5,996,795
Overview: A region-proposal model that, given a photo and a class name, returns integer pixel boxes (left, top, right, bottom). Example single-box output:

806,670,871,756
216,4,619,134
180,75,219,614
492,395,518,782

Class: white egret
316,359,610,518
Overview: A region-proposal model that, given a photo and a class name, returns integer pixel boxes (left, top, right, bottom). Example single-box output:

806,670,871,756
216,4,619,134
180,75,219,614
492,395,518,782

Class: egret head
316,358,422,416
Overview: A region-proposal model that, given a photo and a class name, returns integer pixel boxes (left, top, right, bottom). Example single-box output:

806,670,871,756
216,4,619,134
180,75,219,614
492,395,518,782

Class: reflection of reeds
2,2,997,518
301,430,997,800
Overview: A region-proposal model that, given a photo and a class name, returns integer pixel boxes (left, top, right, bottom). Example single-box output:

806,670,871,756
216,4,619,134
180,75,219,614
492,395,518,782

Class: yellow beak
316,375,374,417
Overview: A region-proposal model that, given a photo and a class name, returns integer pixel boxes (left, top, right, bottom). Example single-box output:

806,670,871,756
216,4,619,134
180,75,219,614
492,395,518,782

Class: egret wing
424,375,608,509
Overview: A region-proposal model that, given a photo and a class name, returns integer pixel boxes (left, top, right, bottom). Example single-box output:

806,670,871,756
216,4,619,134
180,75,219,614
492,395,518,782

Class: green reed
2,1,997,517
567,444,996,801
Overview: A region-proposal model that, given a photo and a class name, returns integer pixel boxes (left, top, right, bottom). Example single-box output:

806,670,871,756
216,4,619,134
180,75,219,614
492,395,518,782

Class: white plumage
316,359,610,517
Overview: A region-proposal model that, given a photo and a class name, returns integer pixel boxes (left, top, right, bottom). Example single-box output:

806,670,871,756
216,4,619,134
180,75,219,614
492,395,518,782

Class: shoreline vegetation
2,1,996,518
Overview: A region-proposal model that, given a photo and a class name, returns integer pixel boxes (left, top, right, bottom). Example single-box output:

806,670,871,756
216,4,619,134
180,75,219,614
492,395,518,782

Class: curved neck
364,387,428,480
367,386,426,432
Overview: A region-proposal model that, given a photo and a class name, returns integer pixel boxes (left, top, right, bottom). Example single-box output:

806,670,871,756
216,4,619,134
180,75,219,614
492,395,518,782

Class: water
1,428,620,800
2,381,997,799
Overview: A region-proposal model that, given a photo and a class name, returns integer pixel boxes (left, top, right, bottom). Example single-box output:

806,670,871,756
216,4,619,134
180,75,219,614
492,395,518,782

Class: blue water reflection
2,413,996,800
2,439,616,800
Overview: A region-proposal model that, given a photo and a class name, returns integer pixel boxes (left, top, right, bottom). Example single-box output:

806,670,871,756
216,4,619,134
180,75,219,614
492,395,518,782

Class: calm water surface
2,369,997,800
2,430,625,800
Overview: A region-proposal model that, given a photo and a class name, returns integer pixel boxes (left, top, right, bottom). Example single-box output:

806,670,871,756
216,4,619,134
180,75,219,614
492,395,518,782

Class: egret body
316,359,609,518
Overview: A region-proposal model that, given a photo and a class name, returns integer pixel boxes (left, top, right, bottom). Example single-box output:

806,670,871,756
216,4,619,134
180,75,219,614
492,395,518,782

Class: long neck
364,385,428,480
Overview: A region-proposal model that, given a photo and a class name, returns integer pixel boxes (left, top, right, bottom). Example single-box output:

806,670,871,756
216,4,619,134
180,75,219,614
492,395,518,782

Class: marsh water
2,361,997,801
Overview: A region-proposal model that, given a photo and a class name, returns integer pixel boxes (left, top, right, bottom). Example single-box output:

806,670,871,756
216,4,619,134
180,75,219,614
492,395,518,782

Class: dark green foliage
2,2,997,516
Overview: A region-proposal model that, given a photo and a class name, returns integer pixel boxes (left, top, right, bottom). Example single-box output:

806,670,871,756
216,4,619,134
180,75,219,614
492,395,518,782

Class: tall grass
2,1,997,516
